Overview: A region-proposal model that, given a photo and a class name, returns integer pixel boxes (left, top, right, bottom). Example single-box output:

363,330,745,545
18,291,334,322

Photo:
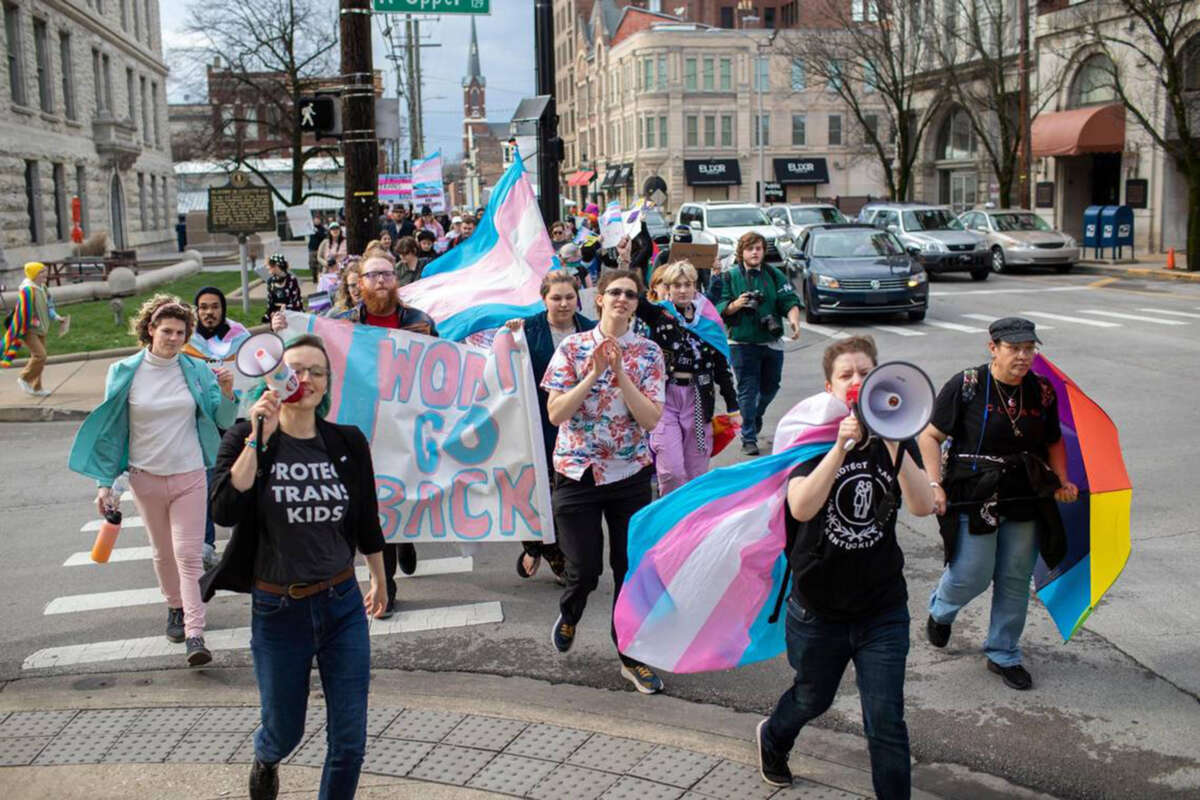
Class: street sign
373,0,490,13
207,185,275,235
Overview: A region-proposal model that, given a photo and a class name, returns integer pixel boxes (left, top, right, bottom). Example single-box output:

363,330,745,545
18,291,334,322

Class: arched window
1184,34,1200,92
1068,54,1117,108
935,108,976,161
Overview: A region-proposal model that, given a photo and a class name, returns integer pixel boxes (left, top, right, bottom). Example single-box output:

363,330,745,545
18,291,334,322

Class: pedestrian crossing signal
297,95,339,138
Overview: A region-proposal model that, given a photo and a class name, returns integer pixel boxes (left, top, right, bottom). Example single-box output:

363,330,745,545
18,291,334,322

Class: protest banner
413,151,446,212
668,242,718,266
379,173,413,202
286,205,315,237
599,201,624,249
283,311,554,544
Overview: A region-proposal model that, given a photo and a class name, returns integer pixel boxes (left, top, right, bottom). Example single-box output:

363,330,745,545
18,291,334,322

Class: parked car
766,204,848,241
959,208,1079,274
675,201,787,267
865,203,989,280
643,207,672,246
789,224,929,323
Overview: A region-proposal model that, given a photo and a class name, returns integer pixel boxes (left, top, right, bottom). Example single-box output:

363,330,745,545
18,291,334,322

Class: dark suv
790,224,929,323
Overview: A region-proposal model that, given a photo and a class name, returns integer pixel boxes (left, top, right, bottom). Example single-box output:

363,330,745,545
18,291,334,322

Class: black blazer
200,417,386,601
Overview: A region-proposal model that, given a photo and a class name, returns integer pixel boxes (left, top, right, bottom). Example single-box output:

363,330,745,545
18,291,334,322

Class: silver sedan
959,209,1079,274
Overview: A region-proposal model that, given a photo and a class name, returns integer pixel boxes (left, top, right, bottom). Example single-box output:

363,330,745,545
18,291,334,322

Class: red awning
566,170,595,187
1032,104,1125,157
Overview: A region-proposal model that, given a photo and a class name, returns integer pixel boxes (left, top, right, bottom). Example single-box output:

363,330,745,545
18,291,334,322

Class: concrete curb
0,405,89,422
1074,262,1200,282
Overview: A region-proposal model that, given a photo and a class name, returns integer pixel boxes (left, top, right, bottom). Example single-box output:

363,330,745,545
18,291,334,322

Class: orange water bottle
91,508,123,563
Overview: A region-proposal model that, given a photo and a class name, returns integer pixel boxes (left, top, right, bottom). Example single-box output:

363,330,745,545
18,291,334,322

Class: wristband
244,437,259,450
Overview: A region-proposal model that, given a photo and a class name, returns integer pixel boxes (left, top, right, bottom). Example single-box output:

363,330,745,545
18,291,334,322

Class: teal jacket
68,350,237,487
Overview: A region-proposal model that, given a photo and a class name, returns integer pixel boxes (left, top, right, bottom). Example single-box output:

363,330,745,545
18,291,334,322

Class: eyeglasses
292,366,328,379
999,342,1039,356
361,271,396,283
604,288,639,300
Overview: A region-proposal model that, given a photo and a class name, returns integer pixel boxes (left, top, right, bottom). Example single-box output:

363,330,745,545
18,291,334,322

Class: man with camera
716,232,801,455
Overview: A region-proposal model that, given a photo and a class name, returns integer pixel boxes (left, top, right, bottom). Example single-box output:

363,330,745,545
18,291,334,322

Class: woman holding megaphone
203,333,387,800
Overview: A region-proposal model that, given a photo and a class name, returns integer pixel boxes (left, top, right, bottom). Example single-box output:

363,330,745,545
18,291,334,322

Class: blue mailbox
1101,205,1134,258
1082,206,1104,255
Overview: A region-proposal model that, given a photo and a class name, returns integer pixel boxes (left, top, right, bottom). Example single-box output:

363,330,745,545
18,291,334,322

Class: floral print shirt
541,326,666,485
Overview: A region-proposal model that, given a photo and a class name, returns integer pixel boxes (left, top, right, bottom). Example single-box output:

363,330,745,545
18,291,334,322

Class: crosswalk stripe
921,320,985,333
1079,309,1186,326
869,324,924,337
799,322,850,339
933,286,1091,297
961,313,1054,329
43,557,475,615
81,516,145,532
1137,307,1200,320
64,541,231,567
22,601,504,670
1022,311,1121,328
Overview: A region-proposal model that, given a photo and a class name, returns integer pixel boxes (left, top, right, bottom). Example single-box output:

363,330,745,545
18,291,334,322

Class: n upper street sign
373,0,491,13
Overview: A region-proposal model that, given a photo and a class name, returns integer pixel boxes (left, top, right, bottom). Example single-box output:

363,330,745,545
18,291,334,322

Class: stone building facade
0,0,176,284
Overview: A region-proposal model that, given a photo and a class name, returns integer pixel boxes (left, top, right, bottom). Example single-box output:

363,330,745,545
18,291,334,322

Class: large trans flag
399,153,554,341
614,392,845,673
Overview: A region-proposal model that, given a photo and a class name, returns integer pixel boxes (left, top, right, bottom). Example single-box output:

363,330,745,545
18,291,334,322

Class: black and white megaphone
843,361,935,450
235,332,304,403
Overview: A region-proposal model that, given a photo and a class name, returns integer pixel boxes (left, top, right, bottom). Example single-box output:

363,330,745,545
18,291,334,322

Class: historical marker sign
207,184,276,235
373,0,490,14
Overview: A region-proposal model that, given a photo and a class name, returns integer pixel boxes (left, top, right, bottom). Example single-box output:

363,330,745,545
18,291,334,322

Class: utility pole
533,0,560,223
405,15,419,163
414,18,425,157
340,0,377,253
1017,0,1033,209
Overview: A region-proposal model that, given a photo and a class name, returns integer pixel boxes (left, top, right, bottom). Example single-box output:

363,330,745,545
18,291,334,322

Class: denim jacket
67,350,237,487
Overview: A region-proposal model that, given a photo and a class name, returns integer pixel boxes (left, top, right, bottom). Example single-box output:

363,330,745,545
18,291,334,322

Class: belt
669,374,693,386
254,565,356,599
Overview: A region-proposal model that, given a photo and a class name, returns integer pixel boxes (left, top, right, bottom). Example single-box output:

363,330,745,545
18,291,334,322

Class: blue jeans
203,467,216,547
763,599,911,800
251,577,370,800
929,515,1038,667
729,343,783,444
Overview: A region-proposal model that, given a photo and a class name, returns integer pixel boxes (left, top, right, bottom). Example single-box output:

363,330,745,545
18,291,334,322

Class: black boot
249,757,279,800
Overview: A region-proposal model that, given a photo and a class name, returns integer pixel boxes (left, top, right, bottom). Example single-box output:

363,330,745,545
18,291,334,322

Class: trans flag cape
400,153,554,341
656,294,730,361
615,392,845,673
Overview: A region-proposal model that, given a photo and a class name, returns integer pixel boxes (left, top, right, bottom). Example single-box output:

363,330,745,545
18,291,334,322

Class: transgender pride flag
398,152,554,341
614,392,845,673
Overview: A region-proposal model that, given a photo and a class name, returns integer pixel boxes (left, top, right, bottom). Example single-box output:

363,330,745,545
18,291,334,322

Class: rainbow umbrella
1032,355,1131,641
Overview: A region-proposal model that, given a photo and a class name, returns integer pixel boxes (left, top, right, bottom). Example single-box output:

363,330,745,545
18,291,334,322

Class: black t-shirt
255,433,354,584
930,363,1062,519
785,438,921,622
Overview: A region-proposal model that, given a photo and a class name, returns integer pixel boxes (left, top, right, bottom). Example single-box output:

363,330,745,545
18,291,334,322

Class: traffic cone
1166,248,1176,270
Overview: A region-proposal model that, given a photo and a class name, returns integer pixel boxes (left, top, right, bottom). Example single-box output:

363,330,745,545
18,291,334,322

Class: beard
363,285,398,316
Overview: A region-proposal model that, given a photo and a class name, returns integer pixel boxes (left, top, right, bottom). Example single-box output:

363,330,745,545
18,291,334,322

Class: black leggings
554,467,652,665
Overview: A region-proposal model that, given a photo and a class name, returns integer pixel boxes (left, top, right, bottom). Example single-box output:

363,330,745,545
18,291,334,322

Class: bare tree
1072,0,1200,267
780,0,948,201
929,0,1066,207
179,0,342,207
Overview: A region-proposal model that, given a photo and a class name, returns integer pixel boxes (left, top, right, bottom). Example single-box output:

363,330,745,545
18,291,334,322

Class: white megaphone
843,361,935,450
235,332,304,403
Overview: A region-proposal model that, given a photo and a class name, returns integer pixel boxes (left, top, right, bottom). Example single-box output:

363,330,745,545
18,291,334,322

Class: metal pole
757,44,764,203
340,0,377,253
1018,0,1033,209
414,19,424,158
238,234,250,315
534,0,560,223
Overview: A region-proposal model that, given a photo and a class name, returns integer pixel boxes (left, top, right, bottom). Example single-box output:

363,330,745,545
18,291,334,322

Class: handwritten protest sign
284,312,554,544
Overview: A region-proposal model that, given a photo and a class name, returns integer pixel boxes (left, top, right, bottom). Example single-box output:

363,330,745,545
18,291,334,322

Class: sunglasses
604,288,639,300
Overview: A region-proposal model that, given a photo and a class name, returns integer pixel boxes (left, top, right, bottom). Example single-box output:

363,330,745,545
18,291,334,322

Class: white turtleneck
128,349,203,475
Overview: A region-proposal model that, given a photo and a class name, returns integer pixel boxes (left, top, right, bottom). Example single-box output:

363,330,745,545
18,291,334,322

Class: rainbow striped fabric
615,392,845,673
1032,354,1132,641
398,153,554,341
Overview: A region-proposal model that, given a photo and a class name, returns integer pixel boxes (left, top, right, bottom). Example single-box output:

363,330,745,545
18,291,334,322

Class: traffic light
297,95,340,139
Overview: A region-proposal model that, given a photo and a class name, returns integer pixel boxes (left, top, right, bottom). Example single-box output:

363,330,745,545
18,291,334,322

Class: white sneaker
33,387,52,397
202,543,219,571
17,378,36,396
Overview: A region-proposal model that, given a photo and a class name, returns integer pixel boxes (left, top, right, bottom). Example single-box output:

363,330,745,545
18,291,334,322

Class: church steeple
462,16,486,121
463,17,485,88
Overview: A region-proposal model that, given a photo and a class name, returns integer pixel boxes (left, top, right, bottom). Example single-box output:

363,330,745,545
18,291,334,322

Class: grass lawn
45,272,266,356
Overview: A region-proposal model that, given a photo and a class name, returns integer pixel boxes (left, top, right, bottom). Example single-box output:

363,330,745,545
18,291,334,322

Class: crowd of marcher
0,186,1082,800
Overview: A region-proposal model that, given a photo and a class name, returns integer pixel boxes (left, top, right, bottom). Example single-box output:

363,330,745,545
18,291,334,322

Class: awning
566,170,595,187
684,158,742,186
617,164,634,185
773,157,830,185
1032,104,1125,157
599,166,621,189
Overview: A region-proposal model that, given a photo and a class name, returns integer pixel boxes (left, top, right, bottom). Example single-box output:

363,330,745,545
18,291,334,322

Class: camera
744,289,765,310
760,315,784,338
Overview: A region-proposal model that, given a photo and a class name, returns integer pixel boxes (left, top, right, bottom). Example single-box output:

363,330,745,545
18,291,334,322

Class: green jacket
67,350,237,487
716,263,800,344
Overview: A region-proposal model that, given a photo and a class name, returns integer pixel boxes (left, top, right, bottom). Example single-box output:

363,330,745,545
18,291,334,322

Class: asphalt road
1,269,1198,798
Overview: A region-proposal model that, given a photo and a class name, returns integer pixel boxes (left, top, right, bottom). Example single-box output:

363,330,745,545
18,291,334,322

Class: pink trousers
128,468,208,638
651,382,712,495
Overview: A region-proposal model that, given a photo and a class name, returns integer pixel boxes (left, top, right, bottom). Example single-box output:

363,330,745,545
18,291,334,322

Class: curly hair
130,293,194,346
334,260,362,311
735,231,767,263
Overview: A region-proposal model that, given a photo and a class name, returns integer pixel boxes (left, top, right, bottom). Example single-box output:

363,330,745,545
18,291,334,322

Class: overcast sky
159,3,536,163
